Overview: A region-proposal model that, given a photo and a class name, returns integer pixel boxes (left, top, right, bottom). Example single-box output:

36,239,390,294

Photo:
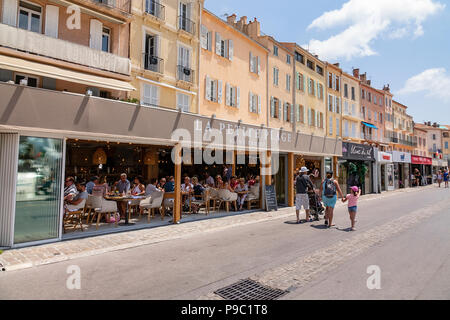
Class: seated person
131,176,146,196
145,178,159,197
215,175,224,189
205,173,215,187
247,175,256,187
157,177,166,190
164,176,175,193
234,178,249,211
65,182,88,213
92,179,109,197
230,176,239,190
64,177,77,201
191,176,205,214
181,176,194,193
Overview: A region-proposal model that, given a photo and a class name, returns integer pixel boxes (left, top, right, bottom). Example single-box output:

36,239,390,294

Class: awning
0,54,135,92
362,122,378,129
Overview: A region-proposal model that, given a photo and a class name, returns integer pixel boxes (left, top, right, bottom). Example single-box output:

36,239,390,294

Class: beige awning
0,54,135,91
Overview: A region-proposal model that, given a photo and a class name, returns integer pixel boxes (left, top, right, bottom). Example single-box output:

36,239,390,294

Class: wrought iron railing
143,54,164,73
91,0,131,14
178,16,195,35
177,65,194,83
144,0,165,20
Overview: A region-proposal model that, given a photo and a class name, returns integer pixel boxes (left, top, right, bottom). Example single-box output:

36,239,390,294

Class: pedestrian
295,167,315,224
444,169,449,188
319,171,344,228
342,186,361,231
437,170,443,188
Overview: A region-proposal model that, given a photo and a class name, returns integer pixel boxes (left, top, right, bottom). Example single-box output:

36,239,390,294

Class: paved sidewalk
0,186,434,272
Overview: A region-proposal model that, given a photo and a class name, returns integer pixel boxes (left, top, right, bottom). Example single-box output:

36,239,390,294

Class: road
1,186,449,300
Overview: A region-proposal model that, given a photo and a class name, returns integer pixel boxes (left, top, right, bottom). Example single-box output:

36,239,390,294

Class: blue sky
205,0,450,124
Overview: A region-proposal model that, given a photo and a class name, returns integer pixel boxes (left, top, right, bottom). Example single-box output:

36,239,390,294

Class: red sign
411,156,432,165
382,155,391,161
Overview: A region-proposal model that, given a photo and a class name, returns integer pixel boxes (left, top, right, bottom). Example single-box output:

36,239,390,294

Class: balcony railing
144,0,165,20
177,65,194,83
143,54,164,74
0,23,131,75
91,0,131,14
178,16,196,35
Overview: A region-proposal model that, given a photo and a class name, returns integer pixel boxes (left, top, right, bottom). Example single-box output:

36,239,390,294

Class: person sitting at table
205,173,215,188
230,176,239,190
181,176,194,207
92,177,109,197
64,177,77,201
114,173,131,219
247,175,256,187
86,176,98,195
157,177,166,190
65,182,88,213
215,175,224,189
145,178,159,197
191,176,205,214
164,176,175,193
234,178,249,211
131,176,146,196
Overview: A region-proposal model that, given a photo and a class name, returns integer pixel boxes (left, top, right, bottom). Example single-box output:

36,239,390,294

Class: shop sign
392,151,411,163
377,152,392,163
342,142,374,161
411,156,432,165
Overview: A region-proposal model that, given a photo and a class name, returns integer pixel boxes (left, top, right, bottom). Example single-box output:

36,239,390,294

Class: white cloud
397,68,450,101
305,0,445,61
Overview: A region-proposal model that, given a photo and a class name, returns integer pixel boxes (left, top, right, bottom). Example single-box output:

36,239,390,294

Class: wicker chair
217,189,238,212
245,184,260,210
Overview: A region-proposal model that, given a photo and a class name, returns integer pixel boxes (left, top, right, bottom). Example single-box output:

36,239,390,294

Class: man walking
295,167,315,224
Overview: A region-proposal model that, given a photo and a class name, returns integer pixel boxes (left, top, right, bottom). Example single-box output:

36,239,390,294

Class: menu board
265,185,278,212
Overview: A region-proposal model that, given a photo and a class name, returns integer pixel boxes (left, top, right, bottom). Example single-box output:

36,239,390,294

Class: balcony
143,54,164,74
0,23,131,75
89,0,131,14
144,1,165,21
178,16,196,35
177,65,194,83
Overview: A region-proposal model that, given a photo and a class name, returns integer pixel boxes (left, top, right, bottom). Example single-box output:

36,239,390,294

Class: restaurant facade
0,82,342,248
376,150,394,192
392,151,412,189
411,155,432,185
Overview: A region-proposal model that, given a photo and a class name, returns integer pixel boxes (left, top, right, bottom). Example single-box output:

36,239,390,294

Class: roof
415,123,444,131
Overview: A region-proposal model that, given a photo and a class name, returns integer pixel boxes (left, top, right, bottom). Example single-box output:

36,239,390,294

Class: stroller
308,190,325,221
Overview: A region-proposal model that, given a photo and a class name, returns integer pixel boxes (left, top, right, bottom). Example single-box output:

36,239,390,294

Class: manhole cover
214,279,288,300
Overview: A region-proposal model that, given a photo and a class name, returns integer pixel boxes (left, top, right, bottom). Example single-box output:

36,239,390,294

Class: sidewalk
0,185,434,272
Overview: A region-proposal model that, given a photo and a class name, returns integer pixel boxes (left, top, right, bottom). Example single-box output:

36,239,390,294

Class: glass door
14,136,63,244
274,154,287,206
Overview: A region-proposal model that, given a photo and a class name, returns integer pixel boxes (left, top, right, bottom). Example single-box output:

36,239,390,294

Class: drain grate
214,279,288,300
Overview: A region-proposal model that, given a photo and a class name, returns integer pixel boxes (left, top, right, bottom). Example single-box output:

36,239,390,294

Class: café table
104,194,145,226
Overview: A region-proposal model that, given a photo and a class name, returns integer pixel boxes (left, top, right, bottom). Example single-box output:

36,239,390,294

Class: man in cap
295,167,315,224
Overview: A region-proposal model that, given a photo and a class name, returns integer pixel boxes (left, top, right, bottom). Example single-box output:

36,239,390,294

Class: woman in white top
131,176,146,196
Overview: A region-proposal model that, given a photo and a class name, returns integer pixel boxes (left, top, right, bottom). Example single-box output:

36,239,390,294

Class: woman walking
342,186,361,231
437,170,443,188
320,171,344,228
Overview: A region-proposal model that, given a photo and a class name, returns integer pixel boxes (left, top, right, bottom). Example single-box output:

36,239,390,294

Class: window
319,112,324,128
344,101,349,115
374,96,377,105
102,27,110,52
296,72,304,91
297,105,304,123
144,33,159,70
142,83,159,107
18,1,42,33
328,73,333,88
249,92,260,113
336,118,340,136
273,45,278,56
351,87,355,100
200,25,213,51
177,93,190,112
344,84,348,98
273,67,279,86
295,51,304,64
316,65,323,75
215,33,233,59
179,2,193,33
380,113,383,124
368,92,372,102
432,134,436,140
335,97,340,113
335,76,340,91
205,76,220,103
374,112,377,121
329,116,333,135
286,74,291,91
445,142,448,149
328,95,333,112
351,122,356,138
225,83,240,108
308,78,315,95
286,54,291,64
15,74,38,87
249,52,260,74
307,60,314,70
362,106,366,118
317,83,323,100
271,97,280,118
284,103,290,122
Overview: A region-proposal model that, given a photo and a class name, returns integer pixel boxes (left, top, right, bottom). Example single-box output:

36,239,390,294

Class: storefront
377,151,394,192
411,155,432,186
392,151,411,189
0,82,342,248
338,142,375,195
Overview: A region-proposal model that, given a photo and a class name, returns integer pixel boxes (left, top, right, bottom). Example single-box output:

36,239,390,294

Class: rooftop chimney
353,68,360,78
236,15,247,31
247,17,260,38
383,84,390,92
333,63,340,68
360,73,367,83
367,80,371,86
227,14,237,25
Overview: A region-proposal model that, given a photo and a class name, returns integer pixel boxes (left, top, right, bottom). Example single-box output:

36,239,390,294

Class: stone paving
197,185,446,300
0,186,434,272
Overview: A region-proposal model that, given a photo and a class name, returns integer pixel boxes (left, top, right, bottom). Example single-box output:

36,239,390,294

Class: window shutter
205,76,211,100
236,87,240,108
249,52,254,72
228,40,234,61
295,72,299,90
258,95,261,114
317,82,320,99
303,75,306,93
270,97,274,117
225,83,230,106
278,100,282,120
151,85,159,106
217,80,223,103
257,56,261,75
89,19,103,50
290,104,294,123
296,105,300,122
207,32,212,51
249,92,253,113
200,25,208,49
45,5,59,38
313,79,316,97
215,32,221,54
2,0,17,27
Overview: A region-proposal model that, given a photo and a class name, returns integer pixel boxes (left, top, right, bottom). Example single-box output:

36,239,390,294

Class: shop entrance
274,154,287,206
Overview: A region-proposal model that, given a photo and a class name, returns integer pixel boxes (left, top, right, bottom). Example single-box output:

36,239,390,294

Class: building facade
325,63,343,140
341,70,362,144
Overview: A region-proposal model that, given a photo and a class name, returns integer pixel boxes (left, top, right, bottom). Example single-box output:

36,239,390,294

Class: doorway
274,154,287,206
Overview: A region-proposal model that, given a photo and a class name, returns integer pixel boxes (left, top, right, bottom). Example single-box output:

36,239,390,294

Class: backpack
323,179,337,198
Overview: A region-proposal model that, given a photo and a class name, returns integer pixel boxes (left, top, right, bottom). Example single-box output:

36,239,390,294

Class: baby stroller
308,190,325,221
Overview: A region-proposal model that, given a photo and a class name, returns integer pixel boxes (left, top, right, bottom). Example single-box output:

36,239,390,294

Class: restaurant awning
362,122,378,129
0,54,135,92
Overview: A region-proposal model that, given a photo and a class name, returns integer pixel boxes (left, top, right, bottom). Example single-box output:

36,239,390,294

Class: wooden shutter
89,19,103,50
249,92,252,113
225,83,230,106
217,80,223,103
257,56,261,75
236,87,240,108
249,52,254,72
205,76,211,101
258,95,261,114
45,5,59,38
278,100,282,120
228,40,234,61
215,32,221,54
200,25,208,49
270,97,274,117
2,0,17,26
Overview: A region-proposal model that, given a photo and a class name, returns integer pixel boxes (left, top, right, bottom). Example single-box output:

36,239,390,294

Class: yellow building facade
129,0,202,112
325,63,343,139
392,101,415,153
341,71,362,143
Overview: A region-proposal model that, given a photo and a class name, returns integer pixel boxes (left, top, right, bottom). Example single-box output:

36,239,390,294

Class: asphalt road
1,186,449,300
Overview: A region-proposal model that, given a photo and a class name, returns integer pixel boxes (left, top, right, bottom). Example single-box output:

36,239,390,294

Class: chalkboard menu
265,185,278,212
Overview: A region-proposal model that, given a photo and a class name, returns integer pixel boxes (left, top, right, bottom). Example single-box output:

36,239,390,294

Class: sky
204,0,450,124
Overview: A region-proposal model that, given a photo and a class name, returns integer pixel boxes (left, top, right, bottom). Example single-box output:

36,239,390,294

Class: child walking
342,186,361,231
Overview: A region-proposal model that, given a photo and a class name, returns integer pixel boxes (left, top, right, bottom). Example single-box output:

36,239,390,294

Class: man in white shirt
145,179,159,197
